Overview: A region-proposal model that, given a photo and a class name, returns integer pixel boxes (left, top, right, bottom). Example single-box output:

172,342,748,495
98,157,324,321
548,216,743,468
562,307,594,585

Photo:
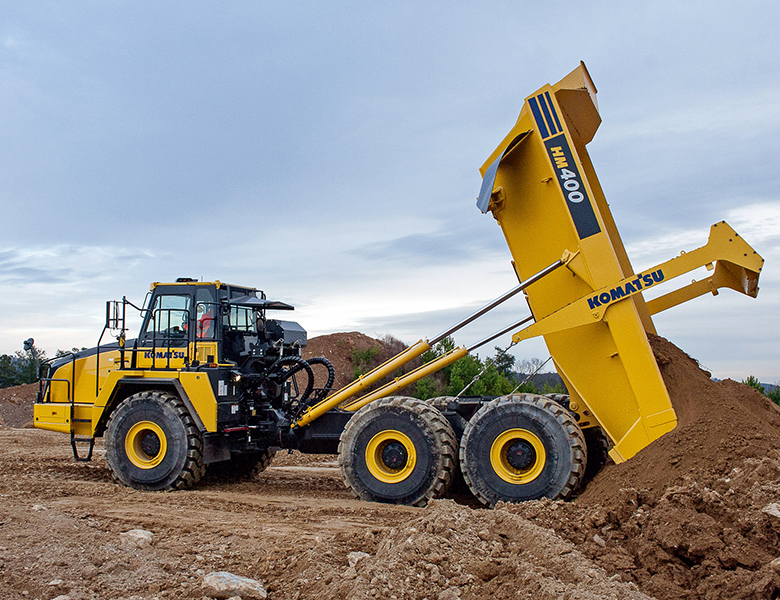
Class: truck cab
33,280,316,481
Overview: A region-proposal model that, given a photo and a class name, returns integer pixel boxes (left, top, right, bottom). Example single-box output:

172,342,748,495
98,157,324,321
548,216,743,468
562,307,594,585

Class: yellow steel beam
341,346,469,412
511,221,763,344
294,339,431,428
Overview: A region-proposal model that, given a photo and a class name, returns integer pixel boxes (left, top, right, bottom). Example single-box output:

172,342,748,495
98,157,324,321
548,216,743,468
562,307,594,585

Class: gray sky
1,1,778,382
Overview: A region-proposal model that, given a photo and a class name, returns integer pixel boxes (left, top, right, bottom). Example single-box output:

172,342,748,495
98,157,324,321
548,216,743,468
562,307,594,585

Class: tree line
742,375,780,405
412,337,564,399
0,342,87,389
0,343,44,388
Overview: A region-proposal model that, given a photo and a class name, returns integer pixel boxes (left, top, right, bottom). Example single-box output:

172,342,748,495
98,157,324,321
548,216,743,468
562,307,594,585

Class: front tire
460,394,586,506
105,390,204,491
339,397,457,506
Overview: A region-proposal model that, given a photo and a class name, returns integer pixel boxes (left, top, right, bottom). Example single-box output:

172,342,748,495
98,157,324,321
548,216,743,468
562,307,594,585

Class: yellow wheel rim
125,421,167,469
490,428,546,485
365,430,417,484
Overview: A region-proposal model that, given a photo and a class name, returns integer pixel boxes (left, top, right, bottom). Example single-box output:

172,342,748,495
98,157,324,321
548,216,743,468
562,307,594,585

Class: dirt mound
579,334,780,503
290,499,650,600
509,334,780,600
0,382,37,428
303,331,409,392
303,332,383,390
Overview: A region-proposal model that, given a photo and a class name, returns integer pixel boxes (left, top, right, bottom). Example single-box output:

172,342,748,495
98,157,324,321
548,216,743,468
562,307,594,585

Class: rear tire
339,397,457,506
105,390,204,491
427,396,469,497
545,393,611,482
583,426,610,482
428,396,467,440
460,394,586,506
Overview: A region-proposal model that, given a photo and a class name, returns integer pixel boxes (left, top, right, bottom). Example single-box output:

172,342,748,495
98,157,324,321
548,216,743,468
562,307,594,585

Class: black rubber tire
582,426,611,482
205,448,276,481
460,394,586,507
546,393,571,410
544,393,611,482
105,390,204,491
428,396,467,441
339,396,457,506
427,396,470,497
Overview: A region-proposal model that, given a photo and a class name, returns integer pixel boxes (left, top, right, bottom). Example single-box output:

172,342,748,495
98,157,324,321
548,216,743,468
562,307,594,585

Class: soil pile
579,333,780,503
510,334,780,600
303,332,384,389
303,332,409,391
0,382,36,428
290,499,650,600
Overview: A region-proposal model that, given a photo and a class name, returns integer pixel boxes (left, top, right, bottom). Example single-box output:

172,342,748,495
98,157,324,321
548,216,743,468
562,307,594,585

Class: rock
32,505,47,512
81,565,98,580
770,557,780,573
120,529,154,548
51,596,71,600
763,503,780,519
347,551,370,569
592,534,606,548
202,571,268,600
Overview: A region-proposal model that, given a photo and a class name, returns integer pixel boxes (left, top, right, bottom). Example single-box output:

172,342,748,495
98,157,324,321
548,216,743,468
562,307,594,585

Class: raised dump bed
476,62,763,462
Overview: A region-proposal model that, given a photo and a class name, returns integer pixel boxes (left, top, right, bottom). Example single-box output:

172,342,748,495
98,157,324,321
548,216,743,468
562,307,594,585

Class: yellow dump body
478,63,763,462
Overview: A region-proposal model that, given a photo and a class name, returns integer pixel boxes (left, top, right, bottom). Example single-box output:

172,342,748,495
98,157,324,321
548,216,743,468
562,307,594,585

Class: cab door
136,292,193,370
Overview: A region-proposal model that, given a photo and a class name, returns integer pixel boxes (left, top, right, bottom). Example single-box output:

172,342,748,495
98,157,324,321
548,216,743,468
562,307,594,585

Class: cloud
0,245,154,284
600,85,780,143
352,226,507,266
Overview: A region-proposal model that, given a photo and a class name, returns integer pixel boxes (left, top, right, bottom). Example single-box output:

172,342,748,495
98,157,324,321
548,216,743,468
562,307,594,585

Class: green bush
742,375,765,395
351,346,380,379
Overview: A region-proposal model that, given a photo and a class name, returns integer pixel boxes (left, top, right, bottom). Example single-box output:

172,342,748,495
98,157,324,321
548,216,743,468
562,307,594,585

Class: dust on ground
0,432,641,600
1,333,779,599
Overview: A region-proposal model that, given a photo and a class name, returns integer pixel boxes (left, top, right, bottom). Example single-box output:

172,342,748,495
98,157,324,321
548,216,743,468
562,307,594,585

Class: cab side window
141,294,192,347
195,287,218,339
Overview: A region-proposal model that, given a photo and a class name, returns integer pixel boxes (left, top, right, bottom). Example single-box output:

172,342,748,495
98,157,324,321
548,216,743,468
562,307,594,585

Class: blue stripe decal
538,93,558,136
528,97,550,139
544,133,601,239
545,91,563,133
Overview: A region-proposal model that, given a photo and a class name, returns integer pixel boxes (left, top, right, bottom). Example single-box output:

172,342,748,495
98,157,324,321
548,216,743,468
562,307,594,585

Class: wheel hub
506,440,536,470
140,432,161,458
381,441,408,470
125,420,168,470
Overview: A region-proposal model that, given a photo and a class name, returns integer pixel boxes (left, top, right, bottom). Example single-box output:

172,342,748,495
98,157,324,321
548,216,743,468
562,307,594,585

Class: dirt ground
1,334,779,600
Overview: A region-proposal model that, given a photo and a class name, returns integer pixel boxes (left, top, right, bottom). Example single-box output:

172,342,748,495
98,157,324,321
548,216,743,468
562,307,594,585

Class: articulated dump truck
34,63,764,507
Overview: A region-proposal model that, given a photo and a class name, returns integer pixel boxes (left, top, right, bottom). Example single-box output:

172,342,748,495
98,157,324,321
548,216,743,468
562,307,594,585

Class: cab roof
150,280,258,293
